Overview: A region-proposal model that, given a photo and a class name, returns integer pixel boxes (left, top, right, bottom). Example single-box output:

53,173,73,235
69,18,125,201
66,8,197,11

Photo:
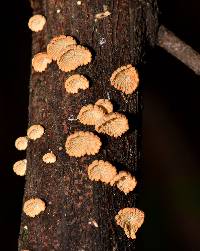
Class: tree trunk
19,0,158,250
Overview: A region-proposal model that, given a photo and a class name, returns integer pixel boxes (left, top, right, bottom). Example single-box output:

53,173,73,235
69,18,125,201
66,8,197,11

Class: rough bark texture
19,0,158,250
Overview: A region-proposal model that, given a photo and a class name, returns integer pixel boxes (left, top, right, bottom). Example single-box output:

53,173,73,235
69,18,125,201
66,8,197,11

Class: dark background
0,1,200,250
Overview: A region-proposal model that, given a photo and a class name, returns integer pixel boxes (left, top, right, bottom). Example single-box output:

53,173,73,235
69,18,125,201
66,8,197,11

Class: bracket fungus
32,52,52,72
110,171,137,194
42,152,56,163
57,45,92,72
87,160,117,184
28,14,46,32
15,136,28,150
65,131,101,157
65,74,89,94
95,112,129,137
115,208,144,239
95,99,113,113
47,35,77,61
110,64,139,94
78,104,105,125
13,159,27,176
23,198,46,218
27,124,45,140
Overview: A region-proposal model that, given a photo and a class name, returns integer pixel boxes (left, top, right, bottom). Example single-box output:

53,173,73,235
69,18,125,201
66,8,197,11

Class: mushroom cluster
13,13,143,244
78,99,129,138
32,35,92,74
14,123,55,217
87,160,137,195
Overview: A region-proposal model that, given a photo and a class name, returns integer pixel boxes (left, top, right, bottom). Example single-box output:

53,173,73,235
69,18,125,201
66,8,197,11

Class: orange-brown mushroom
15,136,28,150
95,112,129,137
42,152,56,163
65,131,101,157
57,45,92,72
110,64,139,94
87,160,117,184
27,124,45,140
95,99,113,113
28,14,46,32
115,208,144,239
23,198,46,218
65,74,89,94
47,35,77,61
13,159,27,176
32,52,52,72
78,104,105,125
110,171,137,194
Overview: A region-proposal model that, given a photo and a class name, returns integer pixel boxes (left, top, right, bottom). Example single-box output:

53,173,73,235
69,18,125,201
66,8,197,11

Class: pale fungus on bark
13,159,27,176
78,104,105,125
15,136,28,150
42,152,56,164
65,74,89,94
110,64,139,94
95,99,113,113
88,220,99,228
95,112,129,137
47,35,77,61
28,14,46,32
95,11,111,20
57,45,92,72
110,171,137,194
87,160,117,184
23,198,46,218
115,208,144,239
27,124,45,140
65,131,101,157
32,52,52,72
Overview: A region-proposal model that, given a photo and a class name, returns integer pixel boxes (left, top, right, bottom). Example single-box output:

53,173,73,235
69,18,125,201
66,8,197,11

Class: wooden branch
158,25,200,75
18,0,158,250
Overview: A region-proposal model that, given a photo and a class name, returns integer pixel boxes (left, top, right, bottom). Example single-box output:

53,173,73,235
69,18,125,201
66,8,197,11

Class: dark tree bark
19,0,158,250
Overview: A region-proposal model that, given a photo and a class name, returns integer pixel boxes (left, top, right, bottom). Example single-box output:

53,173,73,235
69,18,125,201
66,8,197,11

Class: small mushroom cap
88,160,117,184
15,136,28,150
95,99,113,113
28,14,46,32
95,112,129,137
57,45,92,72
65,74,89,94
65,131,101,157
32,52,52,72
42,152,56,163
110,64,139,94
13,159,27,176
110,171,137,194
78,104,105,125
27,124,45,140
47,35,77,60
23,198,46,218
115,208,144,239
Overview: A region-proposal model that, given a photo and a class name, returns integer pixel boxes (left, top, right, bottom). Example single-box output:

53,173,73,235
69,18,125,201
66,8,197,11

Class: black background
0,1,200,250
